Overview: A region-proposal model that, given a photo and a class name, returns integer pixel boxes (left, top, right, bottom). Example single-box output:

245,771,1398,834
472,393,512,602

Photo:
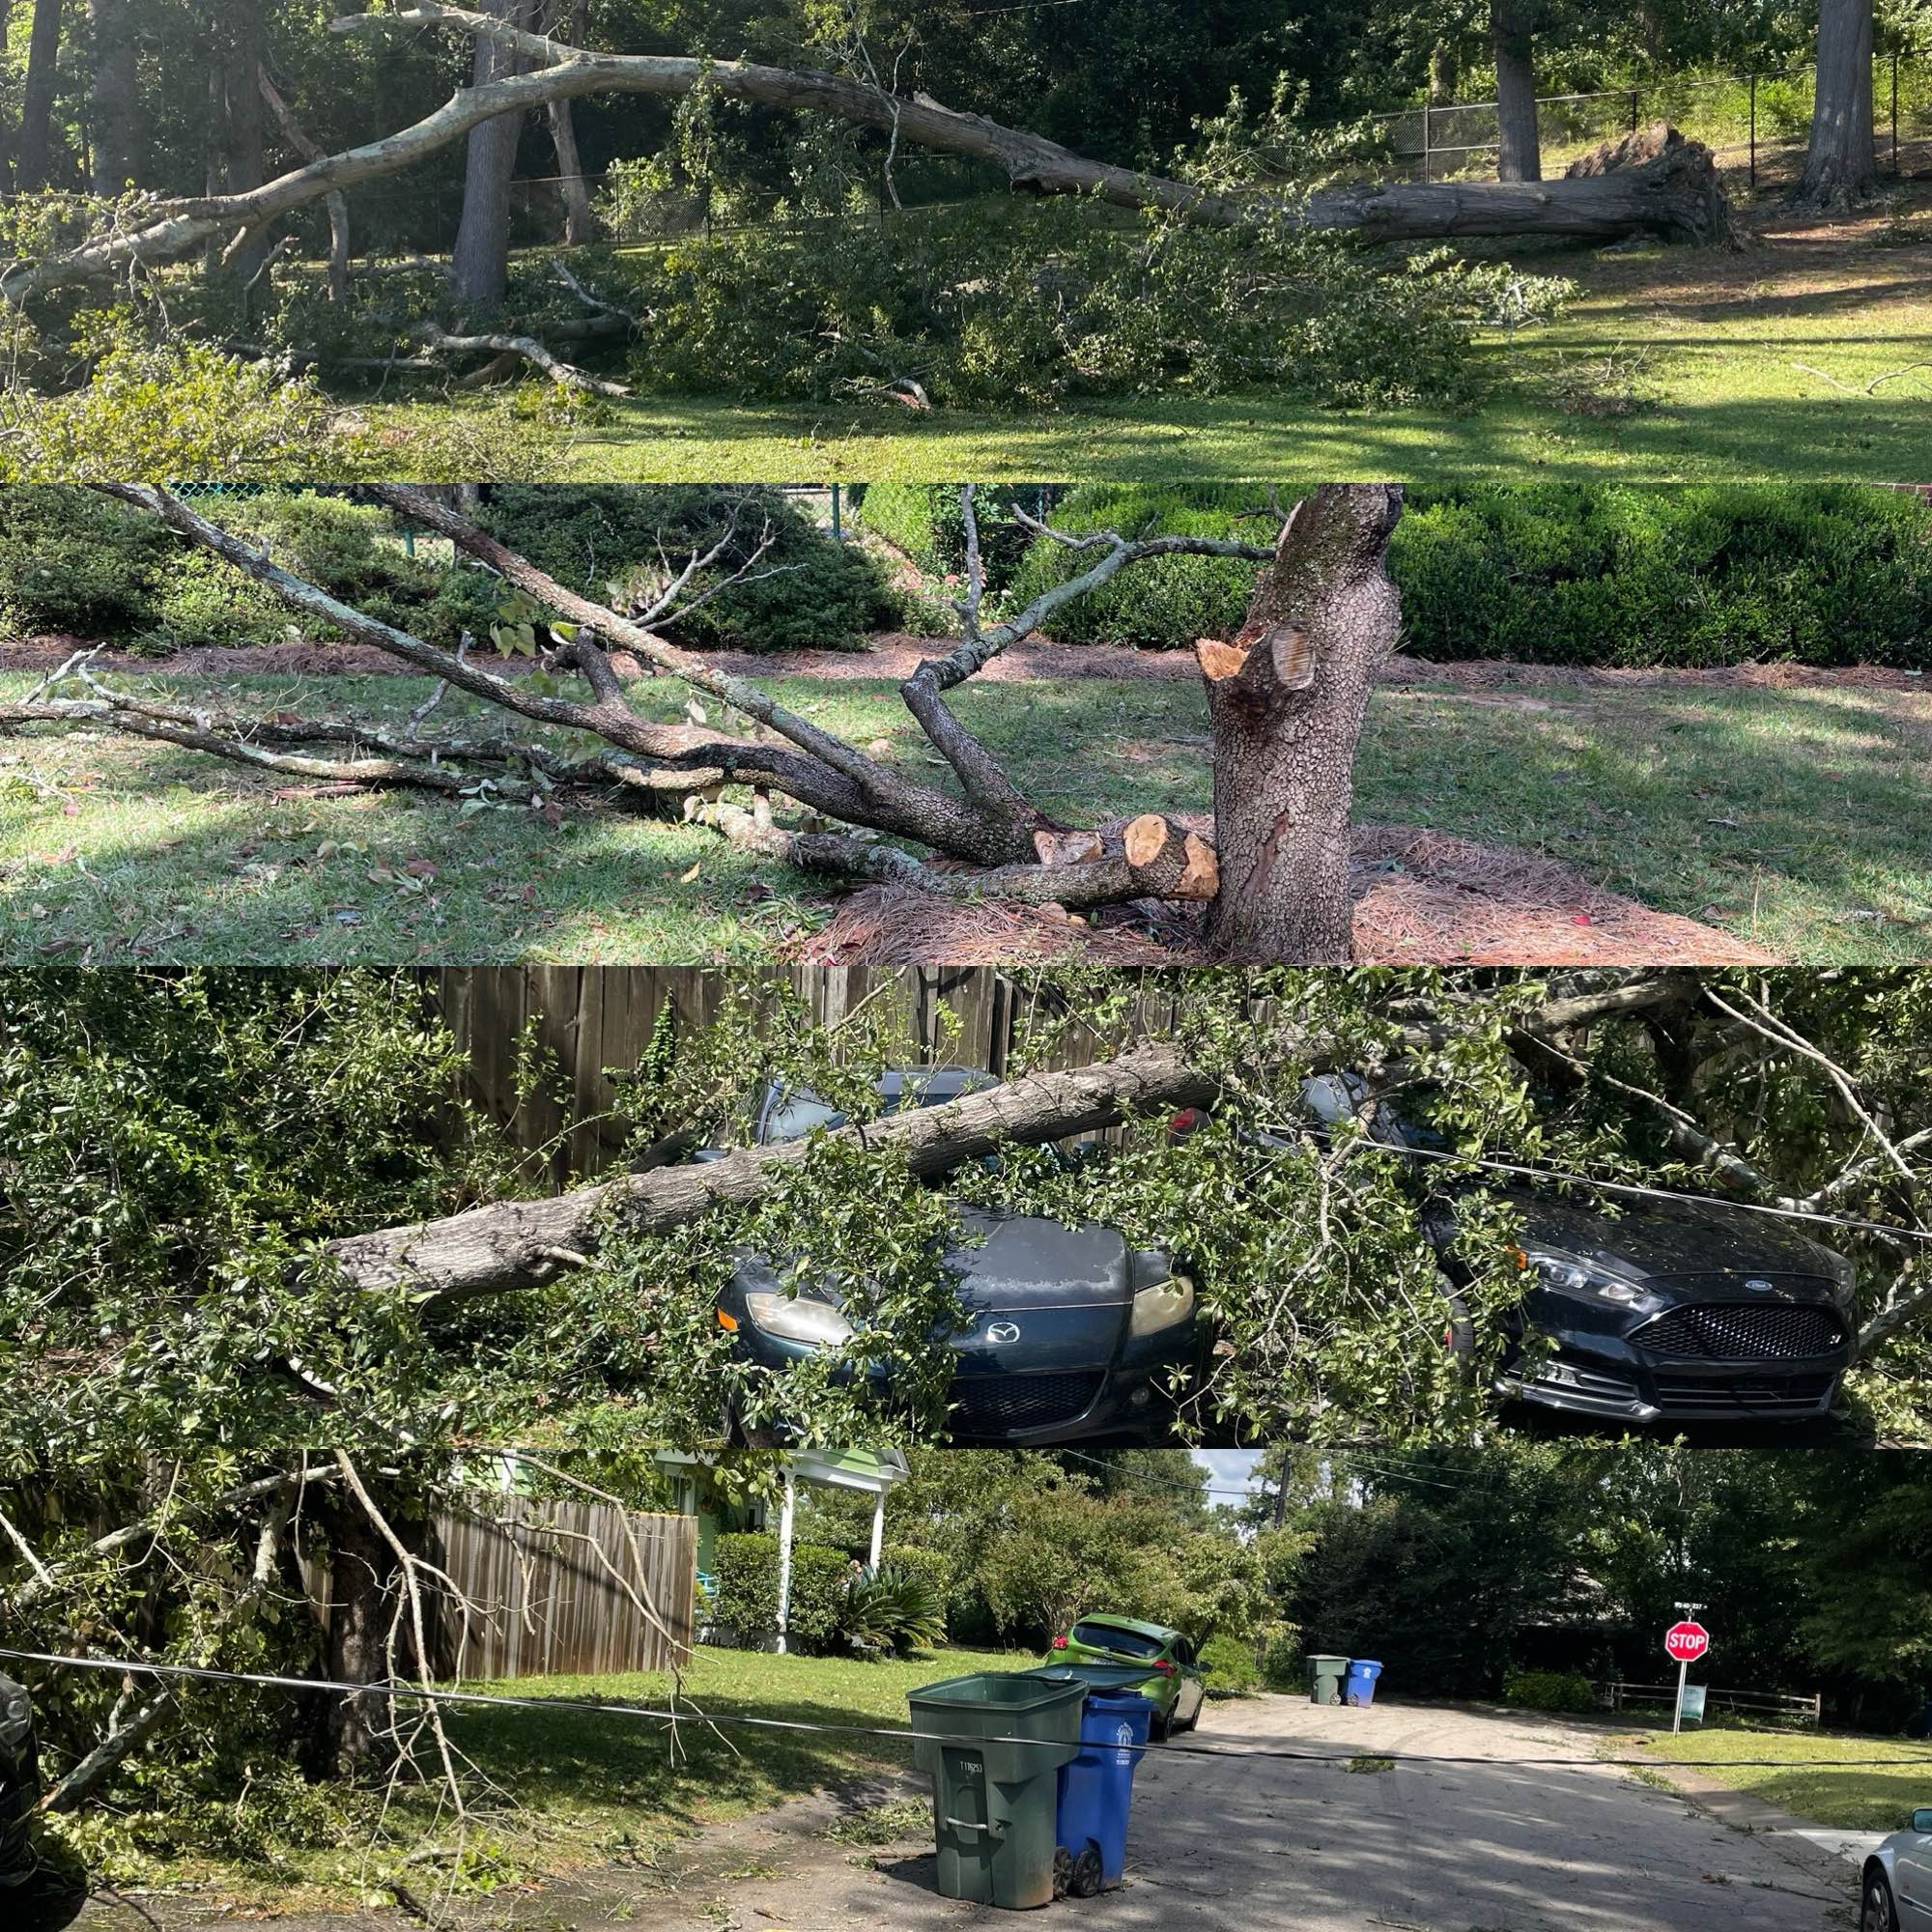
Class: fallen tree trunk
326,1042,1223,1299
0,8,1735,302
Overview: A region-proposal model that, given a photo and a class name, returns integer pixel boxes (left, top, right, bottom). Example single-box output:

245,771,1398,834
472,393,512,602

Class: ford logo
985,1321,1022,1345
1745,1278,1775,1292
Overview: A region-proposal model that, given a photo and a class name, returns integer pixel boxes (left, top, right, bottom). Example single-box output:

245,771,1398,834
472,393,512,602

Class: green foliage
1259,1629,1304,1691
852,484,1051,592
842,1560,949,1658
462,484,899,652
710,1532,866,1654
0,487,164,637
1198,1632,1262,1696
1502,1667,1600,1714
614,197,1569,414
1012,483,1932,668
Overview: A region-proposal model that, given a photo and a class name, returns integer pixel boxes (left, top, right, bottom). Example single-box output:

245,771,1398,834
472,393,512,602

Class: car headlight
742,1293,854,1347
1517,1247,1646,1307
1128,1273,1196,1339
1827,1250,1859,1306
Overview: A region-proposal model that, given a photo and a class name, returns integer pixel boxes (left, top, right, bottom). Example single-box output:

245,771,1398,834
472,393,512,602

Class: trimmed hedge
712,1531,857,1654
1009,483,1932,668
0,485,905,657
853,484,1056,595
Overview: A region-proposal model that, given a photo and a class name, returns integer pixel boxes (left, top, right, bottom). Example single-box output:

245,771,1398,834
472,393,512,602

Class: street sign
1664,1621,1711,1664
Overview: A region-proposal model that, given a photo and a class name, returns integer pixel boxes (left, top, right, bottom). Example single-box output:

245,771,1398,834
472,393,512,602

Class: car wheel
1861,1868,1898,1932
1150,1707,1171,1743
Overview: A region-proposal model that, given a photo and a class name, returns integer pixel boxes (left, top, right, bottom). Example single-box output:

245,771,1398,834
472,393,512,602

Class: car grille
1634,1303,1845,1363
1650,1371,1837,1416
950,1372,1103,1434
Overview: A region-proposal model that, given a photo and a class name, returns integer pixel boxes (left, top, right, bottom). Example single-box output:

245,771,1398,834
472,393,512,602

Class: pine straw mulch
794,822,1778,968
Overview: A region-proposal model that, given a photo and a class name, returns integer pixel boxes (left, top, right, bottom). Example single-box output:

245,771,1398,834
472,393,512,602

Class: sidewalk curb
1636,1756,1862,1899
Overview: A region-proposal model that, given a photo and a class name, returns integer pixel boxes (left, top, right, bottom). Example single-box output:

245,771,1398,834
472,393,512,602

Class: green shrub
711,1532,855,1651
467,485,897,653
1010,482,1932,668
1501,1667,1599,1714
1005,482,1270,647
0,486,163,637
881,1542,954,1606
843,1560,948,1658
1199,1633,1262,1697
1259,1629,1303,1692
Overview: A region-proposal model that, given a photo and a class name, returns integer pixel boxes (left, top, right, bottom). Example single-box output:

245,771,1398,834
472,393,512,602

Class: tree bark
86,0,136,194
1492,2,1542,184
0,11,1739,303
222,1,274,288
262,75,351,302
1801,0,1877,205
324,1042,1222,1299
307,1491,399,1783
1430,42,1459,107
452,0,535,314
17,0,65,191
546,0,597,243
1202,485,1405,964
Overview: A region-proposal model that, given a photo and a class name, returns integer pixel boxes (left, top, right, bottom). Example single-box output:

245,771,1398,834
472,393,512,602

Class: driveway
77,1697,1854,1932
599,1695,1854,1932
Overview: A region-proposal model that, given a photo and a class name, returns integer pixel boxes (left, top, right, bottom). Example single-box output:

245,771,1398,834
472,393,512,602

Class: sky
1193,1449,1264,1503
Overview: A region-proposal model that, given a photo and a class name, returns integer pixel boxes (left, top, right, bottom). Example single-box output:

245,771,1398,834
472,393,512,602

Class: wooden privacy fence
429,1497,696,1680
430,966,1183,1179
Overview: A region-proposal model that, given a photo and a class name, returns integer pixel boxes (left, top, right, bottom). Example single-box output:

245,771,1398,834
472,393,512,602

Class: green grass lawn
5,668,1929,964
1635,1724,1932,1831
54,1644,1031,1912
488,200,1932,482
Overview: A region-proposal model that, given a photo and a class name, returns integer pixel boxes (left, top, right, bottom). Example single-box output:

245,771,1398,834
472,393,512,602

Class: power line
5,1650,1927,1772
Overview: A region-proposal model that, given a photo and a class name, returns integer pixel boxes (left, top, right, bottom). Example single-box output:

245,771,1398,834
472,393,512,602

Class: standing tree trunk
452,0,536,313
1802,0,1877,204
222,1,273,288
17,0,66,191
546,0,597,243
1201,486,1406,964
86,0,135,193
263,74,351,302
307,1492,399,1783
1430,41,1459,106
1492,2,1542,183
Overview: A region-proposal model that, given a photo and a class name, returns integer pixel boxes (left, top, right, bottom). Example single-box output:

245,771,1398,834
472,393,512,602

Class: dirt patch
797,822,1776,967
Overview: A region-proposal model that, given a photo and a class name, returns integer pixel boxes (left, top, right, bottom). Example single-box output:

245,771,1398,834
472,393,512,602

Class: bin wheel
1052,1846,1073,1901
1069,1845,1105,1899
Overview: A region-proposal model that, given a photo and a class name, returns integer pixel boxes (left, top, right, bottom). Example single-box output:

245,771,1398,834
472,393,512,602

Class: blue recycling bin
1053,1690,1153,1896
1346,1659,1383,1708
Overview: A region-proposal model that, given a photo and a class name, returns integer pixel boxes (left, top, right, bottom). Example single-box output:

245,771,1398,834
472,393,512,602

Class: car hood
1509,1190,1846,1282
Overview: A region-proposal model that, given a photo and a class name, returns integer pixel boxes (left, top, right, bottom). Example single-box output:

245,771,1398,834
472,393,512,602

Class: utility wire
8,1651,1927,1773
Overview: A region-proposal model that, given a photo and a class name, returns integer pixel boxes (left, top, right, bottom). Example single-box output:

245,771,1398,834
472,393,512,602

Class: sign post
1664,1605,1711,1735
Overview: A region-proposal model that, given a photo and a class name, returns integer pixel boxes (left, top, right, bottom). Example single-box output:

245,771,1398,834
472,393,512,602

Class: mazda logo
985,1321,1022,1345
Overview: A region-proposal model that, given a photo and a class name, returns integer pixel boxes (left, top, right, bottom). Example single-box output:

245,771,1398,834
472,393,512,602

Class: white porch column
868,1490,886,1571
775,1469,796,1655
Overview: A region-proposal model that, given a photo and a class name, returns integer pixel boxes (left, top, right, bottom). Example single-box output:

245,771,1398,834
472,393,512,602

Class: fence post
1422,102,1431,184
1894,52,1901,174
1748,74,1757,187
1629,87,1639,135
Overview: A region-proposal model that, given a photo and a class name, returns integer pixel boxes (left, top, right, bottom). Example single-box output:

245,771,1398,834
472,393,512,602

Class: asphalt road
635,1695,1856,1932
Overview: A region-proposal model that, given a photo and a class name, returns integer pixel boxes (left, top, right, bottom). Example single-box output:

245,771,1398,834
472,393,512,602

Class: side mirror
1913,1807,1932,1833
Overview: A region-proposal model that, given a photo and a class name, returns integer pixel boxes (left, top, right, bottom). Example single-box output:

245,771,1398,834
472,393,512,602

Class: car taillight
1051,1635,1068,1649
1153,1659,1175,1675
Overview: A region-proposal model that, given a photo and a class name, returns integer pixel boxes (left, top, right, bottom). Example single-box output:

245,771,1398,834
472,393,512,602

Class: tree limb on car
0,7,1735,305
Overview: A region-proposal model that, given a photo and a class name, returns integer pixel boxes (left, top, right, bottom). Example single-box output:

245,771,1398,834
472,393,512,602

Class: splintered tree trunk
16,0,64,189
87,0,138,193
452,0,536,313
1802,0,1877,204
1430,43,1460,106
1201,486,1406,964
1492,3,1542,183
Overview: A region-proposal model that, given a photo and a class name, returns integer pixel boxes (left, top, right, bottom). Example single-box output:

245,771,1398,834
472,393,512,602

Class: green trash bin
1307,1654,1349,1706
908,1670,1088,1909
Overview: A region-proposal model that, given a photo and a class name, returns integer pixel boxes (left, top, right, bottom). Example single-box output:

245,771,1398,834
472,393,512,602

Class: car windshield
1071,1621,1166,1659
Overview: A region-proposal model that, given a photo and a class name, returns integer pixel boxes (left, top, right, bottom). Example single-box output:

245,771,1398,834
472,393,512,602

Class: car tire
1861,1867,1898,1932
1150,1708,1171,1743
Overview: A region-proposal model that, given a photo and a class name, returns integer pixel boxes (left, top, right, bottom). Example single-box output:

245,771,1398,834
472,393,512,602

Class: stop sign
1664,1620,1711,1664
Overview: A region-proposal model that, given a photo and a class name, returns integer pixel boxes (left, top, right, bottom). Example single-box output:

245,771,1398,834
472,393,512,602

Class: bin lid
1307,1654,1350,1665
1348,1660,1383,1669
1023,1663,1154,1690
909,1670,1090,1715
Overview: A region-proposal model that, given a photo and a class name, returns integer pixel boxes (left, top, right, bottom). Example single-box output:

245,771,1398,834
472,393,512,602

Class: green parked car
1046,1614,1208,1741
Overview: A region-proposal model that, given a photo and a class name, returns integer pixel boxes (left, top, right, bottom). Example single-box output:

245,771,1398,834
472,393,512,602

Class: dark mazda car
1289,1074,1861,1428
708,1068,1201,1445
